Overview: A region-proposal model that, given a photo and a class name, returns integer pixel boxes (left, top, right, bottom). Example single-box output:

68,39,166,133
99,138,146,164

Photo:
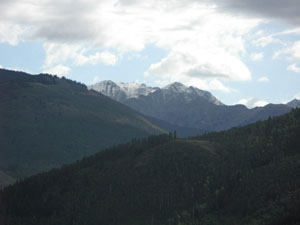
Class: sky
0,0,300,108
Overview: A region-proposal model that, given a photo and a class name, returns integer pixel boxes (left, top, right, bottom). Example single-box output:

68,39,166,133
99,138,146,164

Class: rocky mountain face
287,99,300,108
89,81,222,105
89,80,159,101
90,81,292,135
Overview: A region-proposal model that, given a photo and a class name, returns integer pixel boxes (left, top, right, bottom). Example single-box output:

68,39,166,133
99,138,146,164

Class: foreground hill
90,81,291,136
0,69,164,181
1,109,299,225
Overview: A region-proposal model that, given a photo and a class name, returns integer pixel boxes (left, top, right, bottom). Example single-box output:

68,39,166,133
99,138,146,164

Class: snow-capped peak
88,80,158,101
116,81,158,98
89,80,223,105
162,82,223,105
163,82,188,93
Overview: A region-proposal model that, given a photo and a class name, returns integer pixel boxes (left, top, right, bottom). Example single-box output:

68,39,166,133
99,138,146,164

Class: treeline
0,68,86,90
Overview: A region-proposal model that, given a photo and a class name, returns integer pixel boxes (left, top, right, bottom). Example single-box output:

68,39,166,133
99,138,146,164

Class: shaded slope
1,109,299,225
124,89,291,131
0,69,164,180
90,81,291,135
0,171,15,189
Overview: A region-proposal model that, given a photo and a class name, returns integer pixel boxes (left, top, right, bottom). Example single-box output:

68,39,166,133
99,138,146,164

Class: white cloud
0,0,260,87
92,76,101,83
237,97,269,108
273,41,300,74
75,52,117,66
275,41,300,60
44,43,117,68
43,64,71,77
187,78,237,93
294,93,300,100
0,65,2,68
257,76,269,82
250,52,264,61
252,35,276,47
0,22,24,46
287,64,300,73
285,41,300,60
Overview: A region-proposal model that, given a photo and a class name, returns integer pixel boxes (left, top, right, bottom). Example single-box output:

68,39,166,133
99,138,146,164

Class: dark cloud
208,0,300,26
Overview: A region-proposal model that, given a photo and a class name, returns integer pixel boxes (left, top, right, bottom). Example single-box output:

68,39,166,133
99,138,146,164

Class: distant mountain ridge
287,99,300,108
89,80,159,101
89,80,223,105
89,80,292,135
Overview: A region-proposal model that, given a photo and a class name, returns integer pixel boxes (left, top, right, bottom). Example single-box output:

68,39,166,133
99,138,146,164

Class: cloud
286,41,300,60
75,52,117,66
43,64,71,77
0,64,2,68
92,76,101,83
146,50,250,92
44,43,117,67
0,22,24,46
294,93,300,100
287,64,300,73
257,76,269,82
206,0,300,26
186,78,237,93
250,52,264,61
274,41,300,73
0,0,261,87
274,41,300,60
252,35,277,47
237,97,269,108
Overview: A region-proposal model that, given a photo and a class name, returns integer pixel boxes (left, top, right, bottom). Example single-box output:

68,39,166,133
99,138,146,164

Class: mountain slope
0,171,15,189
287,99,300,108
124,87,291,131
1,109,299,225
0,69,164,180
89,80,223,105
89,80,159,101
90,81,291,134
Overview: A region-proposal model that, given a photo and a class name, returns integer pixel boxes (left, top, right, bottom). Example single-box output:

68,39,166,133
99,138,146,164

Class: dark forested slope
1,109,299,225
0,69,164,180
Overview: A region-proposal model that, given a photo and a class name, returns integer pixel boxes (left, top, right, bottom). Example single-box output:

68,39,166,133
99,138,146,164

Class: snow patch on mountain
162,82,223,105
89,80,223,105
89,80,158,101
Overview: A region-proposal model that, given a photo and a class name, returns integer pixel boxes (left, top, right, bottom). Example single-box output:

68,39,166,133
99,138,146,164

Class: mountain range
0,69,163,182
89,80,293,135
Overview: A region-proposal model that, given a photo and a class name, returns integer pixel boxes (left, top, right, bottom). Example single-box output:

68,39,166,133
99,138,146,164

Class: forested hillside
1,109,299,225
0,69,164,181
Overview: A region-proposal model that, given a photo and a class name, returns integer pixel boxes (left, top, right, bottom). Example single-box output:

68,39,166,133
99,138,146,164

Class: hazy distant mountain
90,81,291,134
89,80,159,101
287,99,300,108
0,69,164,182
